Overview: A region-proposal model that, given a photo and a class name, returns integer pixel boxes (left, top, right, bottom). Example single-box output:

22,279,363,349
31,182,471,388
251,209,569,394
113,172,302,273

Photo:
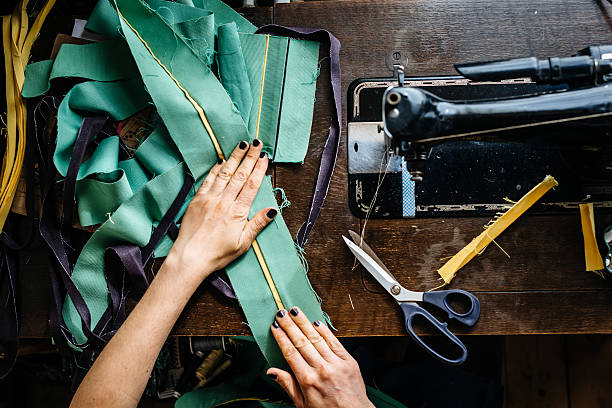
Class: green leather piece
22,40,137,98
218,22,253,123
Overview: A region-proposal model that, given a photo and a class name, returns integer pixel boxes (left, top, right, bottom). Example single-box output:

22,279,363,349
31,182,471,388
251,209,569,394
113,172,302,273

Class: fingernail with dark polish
253,139,261,147
260,151,266,159
217,158,223,165
272,320,280,329
267,208,278,219
239,141,247,149
290,307,299,317
276,309,286,318
267,373,277,380
313,320,321,327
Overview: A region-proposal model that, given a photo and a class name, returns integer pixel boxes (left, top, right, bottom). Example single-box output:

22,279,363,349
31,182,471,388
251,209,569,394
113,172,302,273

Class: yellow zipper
254,34,270,140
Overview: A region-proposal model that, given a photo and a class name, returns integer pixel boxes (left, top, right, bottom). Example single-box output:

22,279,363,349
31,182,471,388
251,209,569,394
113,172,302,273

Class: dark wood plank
503,335,568,408
566,335,612,408
174,289,612,336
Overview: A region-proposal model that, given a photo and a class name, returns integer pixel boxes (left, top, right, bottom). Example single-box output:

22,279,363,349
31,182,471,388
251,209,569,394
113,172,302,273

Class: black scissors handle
422,289,480,327
400,302,468,365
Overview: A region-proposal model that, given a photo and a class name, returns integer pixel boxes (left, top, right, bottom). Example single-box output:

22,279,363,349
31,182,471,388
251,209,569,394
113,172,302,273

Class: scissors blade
343,235,403,297
347,230,395,277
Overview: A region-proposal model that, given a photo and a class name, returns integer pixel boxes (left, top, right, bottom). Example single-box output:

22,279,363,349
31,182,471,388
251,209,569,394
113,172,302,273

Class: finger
195,158,223,197
241,207,277,246
223,139,263,200
209,141,248,195
270,319,311,378
276,309,326,368
235,151,268,207
266,368,304,406
312,319,351,360
287,307,337,363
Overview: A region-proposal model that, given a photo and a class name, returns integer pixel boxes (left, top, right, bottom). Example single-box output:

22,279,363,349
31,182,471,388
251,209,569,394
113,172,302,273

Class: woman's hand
167,139,277,284
268,307,375,408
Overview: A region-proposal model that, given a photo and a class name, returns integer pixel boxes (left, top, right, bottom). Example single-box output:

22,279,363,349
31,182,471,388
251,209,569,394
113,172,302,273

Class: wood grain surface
19,0,612,338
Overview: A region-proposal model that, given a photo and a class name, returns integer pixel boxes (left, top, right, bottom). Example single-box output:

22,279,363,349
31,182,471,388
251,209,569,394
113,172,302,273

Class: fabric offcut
579,203,605,274
22,0,326,369
437,175,559,285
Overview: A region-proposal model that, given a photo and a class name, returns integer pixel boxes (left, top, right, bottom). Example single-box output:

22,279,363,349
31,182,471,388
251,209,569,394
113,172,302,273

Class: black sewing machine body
347,76,612,218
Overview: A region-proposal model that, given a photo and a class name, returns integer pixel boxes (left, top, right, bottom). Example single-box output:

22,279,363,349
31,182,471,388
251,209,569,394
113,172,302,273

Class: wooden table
19,0,612,338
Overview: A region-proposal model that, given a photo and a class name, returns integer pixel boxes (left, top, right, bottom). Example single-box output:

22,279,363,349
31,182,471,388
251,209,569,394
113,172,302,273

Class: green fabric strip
275,39,319,162
63,162,188,346
238,34,319,162
218,22,253,123
134,125,182,176
53,79,150,179
256,36,287,152
86,0,122,38
22,40,137,98
226,176,324,369
192,0,256,33
116,0,249,178
76,170,134,227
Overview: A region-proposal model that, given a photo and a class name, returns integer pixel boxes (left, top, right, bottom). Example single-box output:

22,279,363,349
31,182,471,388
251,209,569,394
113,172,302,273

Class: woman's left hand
167,139,277,285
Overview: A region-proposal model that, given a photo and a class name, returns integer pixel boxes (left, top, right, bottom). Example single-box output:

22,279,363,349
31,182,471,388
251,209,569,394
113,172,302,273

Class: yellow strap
579,203,604,273
118,10,285,310
254,34,270,140
437,175,559,285
1,0,56,232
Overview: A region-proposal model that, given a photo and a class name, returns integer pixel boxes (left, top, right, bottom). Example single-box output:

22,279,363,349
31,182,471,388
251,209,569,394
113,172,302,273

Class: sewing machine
348,45,612,218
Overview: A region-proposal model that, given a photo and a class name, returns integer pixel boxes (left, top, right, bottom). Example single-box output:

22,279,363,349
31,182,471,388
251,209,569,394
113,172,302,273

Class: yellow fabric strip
1,0,56,232
254,34,270,140
437,175,559,285
118,10,285,310
579,203,604,272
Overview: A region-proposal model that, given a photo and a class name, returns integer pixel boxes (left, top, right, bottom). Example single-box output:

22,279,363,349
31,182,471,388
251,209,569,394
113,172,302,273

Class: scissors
343,230,481,365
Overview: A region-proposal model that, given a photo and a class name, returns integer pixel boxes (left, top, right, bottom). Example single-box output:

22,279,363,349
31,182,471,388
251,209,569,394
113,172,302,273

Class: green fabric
218,22,252,123
134,125,182,176
276,39,319,162
53,79,150,179
175,337,407,408
24,0,325,368
63,163,188,344
238,34,319,161
226,177,324,369
85,0,122,38
22,40,137,98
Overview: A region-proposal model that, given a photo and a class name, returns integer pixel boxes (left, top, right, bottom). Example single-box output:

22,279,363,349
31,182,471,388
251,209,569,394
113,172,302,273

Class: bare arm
71,140,275,408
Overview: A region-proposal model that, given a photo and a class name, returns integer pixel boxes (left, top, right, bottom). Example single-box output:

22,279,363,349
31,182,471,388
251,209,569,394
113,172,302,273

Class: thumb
243,207,277,243
267,368,303,406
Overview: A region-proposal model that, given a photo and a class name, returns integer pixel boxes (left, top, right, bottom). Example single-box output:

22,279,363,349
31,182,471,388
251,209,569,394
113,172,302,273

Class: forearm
70,253,208,408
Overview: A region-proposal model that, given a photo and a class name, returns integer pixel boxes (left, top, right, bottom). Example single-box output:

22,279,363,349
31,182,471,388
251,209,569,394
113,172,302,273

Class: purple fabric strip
255,25,342,247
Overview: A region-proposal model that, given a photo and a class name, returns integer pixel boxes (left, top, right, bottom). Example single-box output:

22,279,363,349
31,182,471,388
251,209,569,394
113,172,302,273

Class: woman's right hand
267,307,375,408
